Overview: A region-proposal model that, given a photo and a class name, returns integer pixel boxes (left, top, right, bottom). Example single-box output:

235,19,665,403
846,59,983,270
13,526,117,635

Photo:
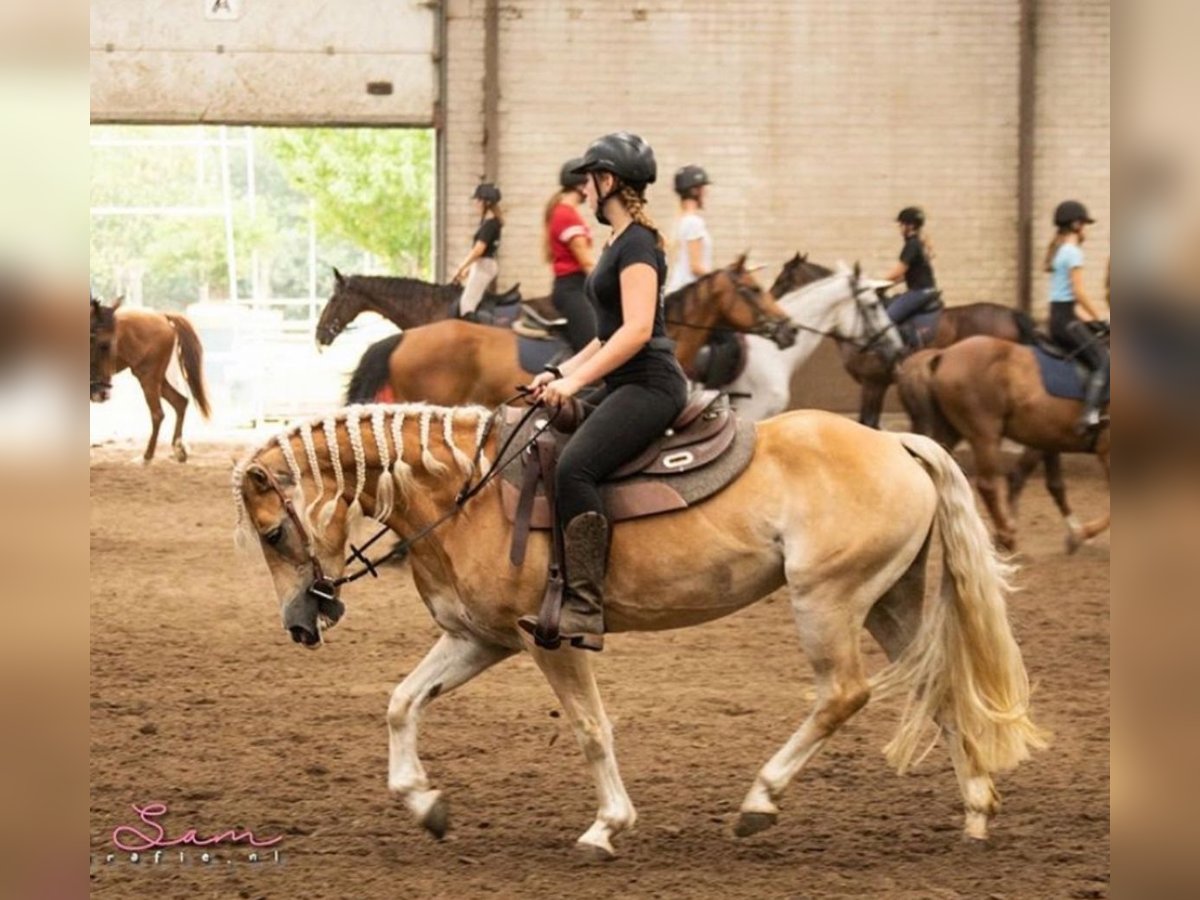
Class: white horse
730,262,901,421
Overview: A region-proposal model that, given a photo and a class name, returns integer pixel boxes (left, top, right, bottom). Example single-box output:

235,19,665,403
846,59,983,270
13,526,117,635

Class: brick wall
443,0,1109,407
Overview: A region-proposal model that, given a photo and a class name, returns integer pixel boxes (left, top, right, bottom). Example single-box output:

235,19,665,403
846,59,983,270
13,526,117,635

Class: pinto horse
345,255,798,408
769,253,1038,428
233,402,1044,858
315,269,521,346
90,296,211,463
896,335,1110,553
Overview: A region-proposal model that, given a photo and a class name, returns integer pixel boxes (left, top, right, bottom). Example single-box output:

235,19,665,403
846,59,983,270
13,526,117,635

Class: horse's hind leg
1005,447,1043,518
526,642,636,859
736,580,872,837
865,533,999,840
1071,445,1111,552
387,632,514,838
161,381,190,463
859,378,888,430
970,436,1018,551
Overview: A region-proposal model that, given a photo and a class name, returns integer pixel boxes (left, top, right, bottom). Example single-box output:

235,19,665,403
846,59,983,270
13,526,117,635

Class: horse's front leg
527,643,636,859
858,377,889,430
135,372,165,464
387,632,514,838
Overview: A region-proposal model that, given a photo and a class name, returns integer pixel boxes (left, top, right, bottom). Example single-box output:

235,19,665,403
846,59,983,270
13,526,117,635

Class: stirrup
517,614,562,649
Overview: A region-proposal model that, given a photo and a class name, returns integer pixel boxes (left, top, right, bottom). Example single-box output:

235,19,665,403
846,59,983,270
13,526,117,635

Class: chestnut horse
345,256,798,407
770,253,1038,428
896,336,1110,553
315,269,521,346
234,402,1044,858
90,296,211,463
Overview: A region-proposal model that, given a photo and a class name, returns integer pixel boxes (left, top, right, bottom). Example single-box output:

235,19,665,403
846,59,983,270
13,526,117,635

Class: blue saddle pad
1033,346,1108,403
899,309,942,350
517,334,567,376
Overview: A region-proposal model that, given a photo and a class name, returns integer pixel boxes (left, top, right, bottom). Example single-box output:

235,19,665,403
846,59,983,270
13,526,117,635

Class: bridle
252,394,561,608
665,268,794,344
780,272,902,356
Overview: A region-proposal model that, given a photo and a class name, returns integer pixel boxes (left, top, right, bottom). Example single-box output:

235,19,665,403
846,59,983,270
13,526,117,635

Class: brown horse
315,269,522,346
896,335,1110,553
90,296,211,463
234,402,1044,857
770,254,1037,428
346,256,798,407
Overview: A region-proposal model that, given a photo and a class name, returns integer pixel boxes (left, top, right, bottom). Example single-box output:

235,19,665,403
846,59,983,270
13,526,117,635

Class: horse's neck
362,279,454,328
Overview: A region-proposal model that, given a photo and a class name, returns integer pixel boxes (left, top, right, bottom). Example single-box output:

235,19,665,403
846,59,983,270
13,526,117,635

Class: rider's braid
618,185,664,249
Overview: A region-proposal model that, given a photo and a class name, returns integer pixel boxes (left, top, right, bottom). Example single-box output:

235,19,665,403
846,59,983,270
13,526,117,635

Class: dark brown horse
770,254,1037,428
346,255,798,407
896,335,1109,553
90,296,211,463
315,269,521,346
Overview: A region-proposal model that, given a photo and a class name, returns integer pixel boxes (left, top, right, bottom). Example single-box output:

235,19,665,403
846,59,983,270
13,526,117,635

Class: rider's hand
524,370,557,402
541,376,581,408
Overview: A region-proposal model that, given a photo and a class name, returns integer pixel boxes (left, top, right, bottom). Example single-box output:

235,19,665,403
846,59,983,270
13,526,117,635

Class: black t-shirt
585,223,680,386
900,235,935,290
473,218,501,258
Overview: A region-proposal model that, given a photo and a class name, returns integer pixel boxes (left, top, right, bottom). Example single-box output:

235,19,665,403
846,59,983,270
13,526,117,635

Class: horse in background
896,335,1110,553
90,296,211,464
315,268,521,347
769,254,1038,428
345,255,798,408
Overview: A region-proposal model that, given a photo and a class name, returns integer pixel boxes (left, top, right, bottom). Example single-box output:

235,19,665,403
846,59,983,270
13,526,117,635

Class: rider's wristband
543,364,565,379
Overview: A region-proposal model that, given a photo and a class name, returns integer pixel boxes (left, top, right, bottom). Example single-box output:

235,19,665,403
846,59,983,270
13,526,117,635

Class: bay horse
345,255,799,408
769,253,1038,428
896,336,1110,553
233,402,1044,857
90,296,211,463
315,269,522,347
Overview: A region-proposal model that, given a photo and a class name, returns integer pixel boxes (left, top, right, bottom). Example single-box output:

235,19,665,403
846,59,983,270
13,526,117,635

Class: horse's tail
164,313,211,419
874,433,1049,776
895,350,958,448
347,333,403,404
1012,309,1037,344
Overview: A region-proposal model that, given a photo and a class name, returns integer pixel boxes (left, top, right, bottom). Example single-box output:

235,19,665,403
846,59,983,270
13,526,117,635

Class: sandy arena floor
90,435,1109,899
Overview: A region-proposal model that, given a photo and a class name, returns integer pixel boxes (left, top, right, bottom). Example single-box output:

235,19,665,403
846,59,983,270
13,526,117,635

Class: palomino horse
233,401,1045,858
726,262,902,421
769,254,1038,428
90,296,211,463
315,269,521,346
346,256,799,408
896,336,1110,553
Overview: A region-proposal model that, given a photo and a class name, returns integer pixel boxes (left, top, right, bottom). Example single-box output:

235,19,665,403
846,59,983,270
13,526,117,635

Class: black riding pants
1050,304,1109,371
555,377,688,527
551,273,598,353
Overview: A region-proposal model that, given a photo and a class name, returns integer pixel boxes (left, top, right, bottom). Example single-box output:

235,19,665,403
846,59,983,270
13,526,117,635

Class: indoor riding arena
90,2,1110,897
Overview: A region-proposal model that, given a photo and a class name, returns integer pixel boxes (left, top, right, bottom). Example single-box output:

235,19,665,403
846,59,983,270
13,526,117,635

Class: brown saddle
500,389,756,566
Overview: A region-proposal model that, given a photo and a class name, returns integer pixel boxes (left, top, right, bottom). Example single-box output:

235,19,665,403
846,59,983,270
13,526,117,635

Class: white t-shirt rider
666,212,713,294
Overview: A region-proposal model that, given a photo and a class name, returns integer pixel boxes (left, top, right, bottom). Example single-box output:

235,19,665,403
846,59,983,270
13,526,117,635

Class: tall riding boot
556,512,609,652
1077,367,1108,434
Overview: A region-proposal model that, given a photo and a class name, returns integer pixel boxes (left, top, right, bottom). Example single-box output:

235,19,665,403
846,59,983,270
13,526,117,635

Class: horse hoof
422,795,449,840
574,841,615,863
1065,531,1084,555
172,445,189,463
734,810,777,838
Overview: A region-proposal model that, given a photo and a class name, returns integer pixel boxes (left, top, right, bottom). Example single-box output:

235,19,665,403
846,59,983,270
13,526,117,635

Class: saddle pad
1033,346,1109,403
497,417,757,528
899,309,942,350
517,334,568,376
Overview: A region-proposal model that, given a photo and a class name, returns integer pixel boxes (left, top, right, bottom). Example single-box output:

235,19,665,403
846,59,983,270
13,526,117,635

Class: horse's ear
799,252,808,262
732,252,748,272
852,261,862,280
791,251,801,264
333,267,345,285
508,282,521,297
245,464,272,494
112,295,124,310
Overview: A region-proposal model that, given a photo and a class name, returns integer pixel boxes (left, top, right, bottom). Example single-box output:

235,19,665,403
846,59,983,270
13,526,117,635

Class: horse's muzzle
282,583,346,650
768,319,798,349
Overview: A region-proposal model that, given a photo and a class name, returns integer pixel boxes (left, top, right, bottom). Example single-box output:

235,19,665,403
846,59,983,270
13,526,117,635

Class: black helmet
674,164,711,196
559,158,587,190
473,182,501,204
897,206,925,228
1053,200,1095,228
570,132,657,187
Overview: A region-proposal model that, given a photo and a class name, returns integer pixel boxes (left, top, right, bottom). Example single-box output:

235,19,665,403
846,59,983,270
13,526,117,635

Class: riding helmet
570,132,658,187
560,158,588,191
1053,200,1095,228
897,206,925,228
473,182,502,204
674,164,711,196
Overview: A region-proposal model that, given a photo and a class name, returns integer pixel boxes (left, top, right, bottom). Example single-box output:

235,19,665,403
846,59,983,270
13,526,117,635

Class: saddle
501,389,756,566
512,296,568,341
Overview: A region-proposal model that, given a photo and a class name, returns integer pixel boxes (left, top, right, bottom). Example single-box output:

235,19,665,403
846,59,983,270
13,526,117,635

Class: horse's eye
264,526,285,546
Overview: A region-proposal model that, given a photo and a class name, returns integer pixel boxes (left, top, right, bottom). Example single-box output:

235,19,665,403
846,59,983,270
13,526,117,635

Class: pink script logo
111,802,284,853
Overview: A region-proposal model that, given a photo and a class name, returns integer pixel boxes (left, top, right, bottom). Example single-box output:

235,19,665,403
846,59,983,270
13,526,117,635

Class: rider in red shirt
544,160,597,351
